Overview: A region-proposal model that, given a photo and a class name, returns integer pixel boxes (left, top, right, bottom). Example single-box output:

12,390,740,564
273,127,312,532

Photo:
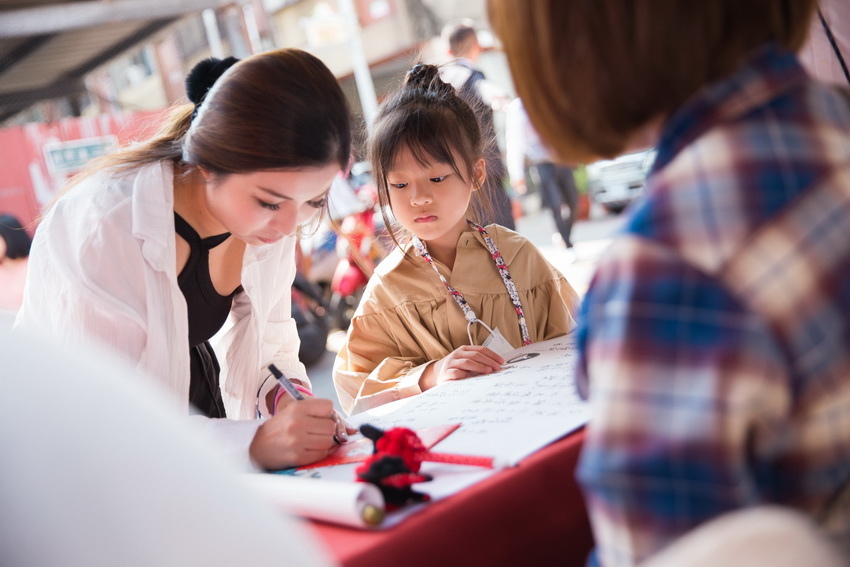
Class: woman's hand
273,387,298,415
249,397,339,470
419,346,504,391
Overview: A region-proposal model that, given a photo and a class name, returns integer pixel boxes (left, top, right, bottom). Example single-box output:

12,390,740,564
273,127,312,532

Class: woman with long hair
16,49,356,470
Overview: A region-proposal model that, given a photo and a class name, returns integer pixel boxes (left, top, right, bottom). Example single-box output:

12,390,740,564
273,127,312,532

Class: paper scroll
243,474,386,528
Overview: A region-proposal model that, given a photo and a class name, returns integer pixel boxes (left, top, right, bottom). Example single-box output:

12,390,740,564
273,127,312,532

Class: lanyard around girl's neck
412,220,531,346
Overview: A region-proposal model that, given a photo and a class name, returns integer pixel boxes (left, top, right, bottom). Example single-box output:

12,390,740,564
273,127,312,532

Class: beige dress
333,224,580,415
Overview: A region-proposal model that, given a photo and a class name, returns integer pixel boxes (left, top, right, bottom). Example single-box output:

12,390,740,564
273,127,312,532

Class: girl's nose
410,184,433,206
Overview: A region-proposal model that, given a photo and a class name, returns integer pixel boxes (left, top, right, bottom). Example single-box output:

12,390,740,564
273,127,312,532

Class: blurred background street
0,0,518,229
0,0,637,333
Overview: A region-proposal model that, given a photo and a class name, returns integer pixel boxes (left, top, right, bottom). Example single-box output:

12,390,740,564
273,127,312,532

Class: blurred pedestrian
0,214,31,315
506,98,579,256
489,0,850,565
439,19,517,230
15,49,356,471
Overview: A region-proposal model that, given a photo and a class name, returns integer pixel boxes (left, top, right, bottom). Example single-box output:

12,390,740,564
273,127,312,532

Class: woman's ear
472,158,487,190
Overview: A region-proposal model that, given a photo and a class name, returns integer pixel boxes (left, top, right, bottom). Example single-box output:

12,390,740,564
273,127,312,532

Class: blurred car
585,148,656,214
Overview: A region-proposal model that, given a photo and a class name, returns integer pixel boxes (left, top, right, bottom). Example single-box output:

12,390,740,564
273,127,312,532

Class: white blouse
15,161,309,459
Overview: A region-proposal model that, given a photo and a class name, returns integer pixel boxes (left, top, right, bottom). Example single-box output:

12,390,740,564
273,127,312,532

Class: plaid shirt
575,45,850,566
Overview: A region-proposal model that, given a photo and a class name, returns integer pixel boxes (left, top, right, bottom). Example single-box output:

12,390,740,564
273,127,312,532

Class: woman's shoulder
60,161,169,206
46,171,131,230
44,161,173,246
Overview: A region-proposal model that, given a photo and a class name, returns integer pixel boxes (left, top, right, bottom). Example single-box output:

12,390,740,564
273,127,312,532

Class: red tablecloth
310,429,593,567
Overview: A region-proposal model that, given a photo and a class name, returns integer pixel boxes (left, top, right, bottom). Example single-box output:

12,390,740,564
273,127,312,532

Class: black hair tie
185,56,240,120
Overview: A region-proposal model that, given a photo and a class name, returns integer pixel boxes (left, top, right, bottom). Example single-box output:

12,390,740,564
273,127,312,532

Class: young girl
333,63,579,416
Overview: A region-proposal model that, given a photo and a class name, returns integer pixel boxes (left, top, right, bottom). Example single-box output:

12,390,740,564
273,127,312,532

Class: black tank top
174,212,240,347
174,213,242,418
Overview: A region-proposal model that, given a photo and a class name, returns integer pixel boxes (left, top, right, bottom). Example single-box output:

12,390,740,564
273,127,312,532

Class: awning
0,0,232,123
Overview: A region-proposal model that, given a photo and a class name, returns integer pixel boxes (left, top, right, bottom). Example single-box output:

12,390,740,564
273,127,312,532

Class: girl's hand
249,397,338,470
420,345,504,391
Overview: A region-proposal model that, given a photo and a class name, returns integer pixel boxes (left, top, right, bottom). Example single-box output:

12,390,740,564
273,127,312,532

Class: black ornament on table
355,424,433,511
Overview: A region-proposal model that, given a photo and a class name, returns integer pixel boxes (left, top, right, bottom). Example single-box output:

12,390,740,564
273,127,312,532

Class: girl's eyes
388,175,448,188
259,200,281,211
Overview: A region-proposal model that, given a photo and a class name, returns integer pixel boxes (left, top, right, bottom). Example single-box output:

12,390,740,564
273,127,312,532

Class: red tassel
376,427,498,469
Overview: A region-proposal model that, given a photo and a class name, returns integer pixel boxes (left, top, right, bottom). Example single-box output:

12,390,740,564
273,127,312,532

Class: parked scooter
327,163,386,331
300,164,386,333
329,208,376,331
291,270,330,368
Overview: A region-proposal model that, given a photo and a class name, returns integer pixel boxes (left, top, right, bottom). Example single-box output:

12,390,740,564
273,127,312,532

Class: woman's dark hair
67,48,351,185
368,63,494,248
488,0,817,163
183,49,351,174
0,215,32,259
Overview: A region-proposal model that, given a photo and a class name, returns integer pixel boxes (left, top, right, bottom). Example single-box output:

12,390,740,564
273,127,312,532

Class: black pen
268,363,346,444
268,363,305,401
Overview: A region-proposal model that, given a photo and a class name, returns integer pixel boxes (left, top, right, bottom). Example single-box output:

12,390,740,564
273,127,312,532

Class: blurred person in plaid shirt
488,0,850,565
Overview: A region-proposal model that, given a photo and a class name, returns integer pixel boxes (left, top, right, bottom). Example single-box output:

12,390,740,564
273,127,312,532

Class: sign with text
43,136,117,174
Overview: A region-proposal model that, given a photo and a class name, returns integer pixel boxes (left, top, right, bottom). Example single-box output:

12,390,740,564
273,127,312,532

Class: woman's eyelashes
259,200,281,211
258,195,327,211
307,196,328,209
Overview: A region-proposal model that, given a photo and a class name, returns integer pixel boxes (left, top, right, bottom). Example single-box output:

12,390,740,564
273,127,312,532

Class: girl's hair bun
403,63,451,95
185,56,240,105
404,63,439,87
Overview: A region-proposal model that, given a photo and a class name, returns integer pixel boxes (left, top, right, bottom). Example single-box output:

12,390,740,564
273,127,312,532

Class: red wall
0,110,165,232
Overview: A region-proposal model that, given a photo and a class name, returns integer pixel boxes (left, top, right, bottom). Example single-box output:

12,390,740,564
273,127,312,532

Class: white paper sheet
349,332,589,465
